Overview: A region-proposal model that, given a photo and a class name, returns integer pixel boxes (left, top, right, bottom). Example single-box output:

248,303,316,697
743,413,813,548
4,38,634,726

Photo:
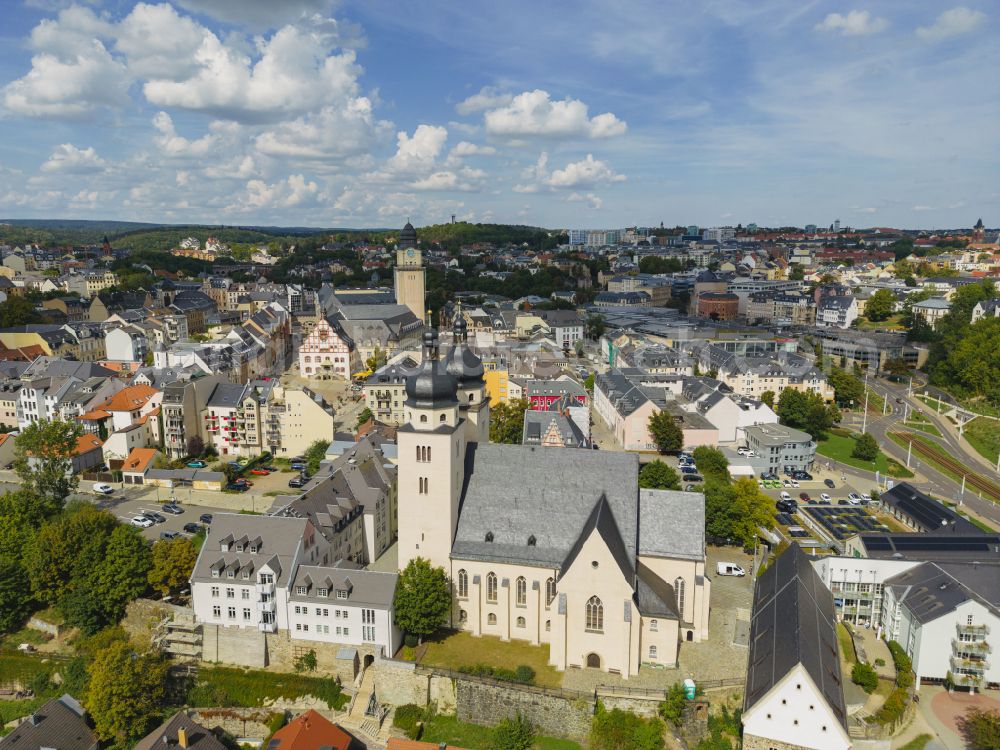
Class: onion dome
399,221,417,248
405,330,458,408
445,317,485,386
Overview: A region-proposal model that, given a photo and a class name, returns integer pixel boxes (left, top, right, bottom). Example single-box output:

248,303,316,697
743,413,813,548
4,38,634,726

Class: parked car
250,469,270,476
227,461,243,469
288,477,305,488
782,479,792,487
799,492,811,503
143,511,167,524
685,474,703,483
681,466,698,474
187,460,207,468
790,480,800,488
820,493,832,503
162,503,184,515
262,465,277,472
838,499,851,505
797,471,813,481
684,484,699,492
776,500,797,513
182,523,201,534
737,447,751,456
861,493,872,504
716,562,746,576
199,513,213,524
824,479,836,489
848,493,862,505
159,530,181,540
131,515,154,528
92,482,114,494
226,483,249,492
780,491,792,501
290,462,306,471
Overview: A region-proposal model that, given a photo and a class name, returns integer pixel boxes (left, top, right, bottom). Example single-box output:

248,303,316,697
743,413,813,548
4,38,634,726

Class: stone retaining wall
455,680,593,741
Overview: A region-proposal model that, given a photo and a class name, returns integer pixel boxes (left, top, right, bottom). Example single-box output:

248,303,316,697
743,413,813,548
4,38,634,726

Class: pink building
298,318,355,379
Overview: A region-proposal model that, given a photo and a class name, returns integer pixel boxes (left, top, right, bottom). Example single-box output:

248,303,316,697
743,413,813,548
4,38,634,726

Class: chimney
178,728,188,749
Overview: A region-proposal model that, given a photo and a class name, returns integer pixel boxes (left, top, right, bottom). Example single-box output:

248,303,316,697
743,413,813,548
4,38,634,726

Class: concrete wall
202,623,267,667
456,680,593,740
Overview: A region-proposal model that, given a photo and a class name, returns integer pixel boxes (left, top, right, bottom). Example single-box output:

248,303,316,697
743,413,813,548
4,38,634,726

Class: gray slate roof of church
639,489,705,560
451,443,638,571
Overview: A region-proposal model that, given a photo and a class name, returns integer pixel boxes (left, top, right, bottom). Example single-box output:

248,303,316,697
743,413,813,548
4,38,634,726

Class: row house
692,344,833,401
363,357,418,425
161,375,229,459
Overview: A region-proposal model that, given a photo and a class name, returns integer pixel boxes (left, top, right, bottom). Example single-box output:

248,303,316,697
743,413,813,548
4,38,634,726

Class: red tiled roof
268,711,358,750
122,447,157,474
387,740,472,750
74,434,103,456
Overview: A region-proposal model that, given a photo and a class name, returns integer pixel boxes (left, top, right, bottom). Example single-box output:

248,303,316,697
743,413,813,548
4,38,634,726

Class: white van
780,491,792,501
716,562,746,576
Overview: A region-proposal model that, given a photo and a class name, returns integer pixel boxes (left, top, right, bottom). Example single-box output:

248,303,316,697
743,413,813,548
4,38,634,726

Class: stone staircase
345,667,390,742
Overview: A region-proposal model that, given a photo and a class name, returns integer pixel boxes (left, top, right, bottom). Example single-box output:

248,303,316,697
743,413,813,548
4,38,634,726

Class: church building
397,327,711,677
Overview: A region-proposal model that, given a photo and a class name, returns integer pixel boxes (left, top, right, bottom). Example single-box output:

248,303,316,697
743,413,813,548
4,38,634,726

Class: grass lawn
420,714,582,750
865,387,886,414
963,417,1000,466
817,433,914,478
888,432,973,486
837,623,857,665
0,697,47,729
903,420,942,437
416,630,563,688
857,315,904,331
899,735,933,750
0,626,51,651
873,677,895,698
185,665,347,709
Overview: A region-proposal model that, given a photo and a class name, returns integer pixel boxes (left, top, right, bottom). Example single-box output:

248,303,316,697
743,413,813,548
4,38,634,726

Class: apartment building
693,344,833,401
743,423,816,471
364,357,418,425
161,375,228,458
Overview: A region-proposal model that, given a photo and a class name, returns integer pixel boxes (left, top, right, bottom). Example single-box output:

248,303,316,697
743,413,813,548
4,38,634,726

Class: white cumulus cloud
455,86,513,115
386,124,449,173
40,144,107,173
255,99,391,160
483,90,627,138
152,111,219,157
916,7,987,41
546,154,625,188
815,10,889,36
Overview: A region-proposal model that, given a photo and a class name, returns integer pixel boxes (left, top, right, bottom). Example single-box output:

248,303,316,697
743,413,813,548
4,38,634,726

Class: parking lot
88,487,232,542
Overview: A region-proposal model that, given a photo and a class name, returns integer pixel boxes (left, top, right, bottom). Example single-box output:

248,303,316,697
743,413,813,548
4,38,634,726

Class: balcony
258,598,276,613
953,638,991,655
257,581,275,595
258,621,277,633
950,654,989,673
957,622,990,637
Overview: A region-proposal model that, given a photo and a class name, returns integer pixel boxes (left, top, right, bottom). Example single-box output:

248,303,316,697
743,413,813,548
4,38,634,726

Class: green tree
148,537,197,597
491,713,535,750
638,461,681,490
648,410,683,454
760,390,775,409
883,358,910,380
393,557,451,642
777,389,838,440
851,662,878,694
584,373,595,391
365,347,387,372
0,490,52,562
828,367,865,409
704,479,738,542
864,289,896,321
356,407,374,429
658,683,688,727
64,525,151,633
0,558,32,633
788,265,805,281
86,641,168,742
852,433,879,462
490,399,528,444
0,295,43,326
24,503,118,605
185,435,205,457
591,705,665,750
303,439,328,476
692,446,729,480
585,314,605,340
13,419,85,507
958,707,1000,750
729,478,775,549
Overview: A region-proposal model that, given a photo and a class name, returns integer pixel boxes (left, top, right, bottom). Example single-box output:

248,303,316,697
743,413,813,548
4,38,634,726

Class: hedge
456,664,536,685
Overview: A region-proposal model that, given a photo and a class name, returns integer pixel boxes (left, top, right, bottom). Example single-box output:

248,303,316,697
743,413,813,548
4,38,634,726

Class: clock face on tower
407,248,414,258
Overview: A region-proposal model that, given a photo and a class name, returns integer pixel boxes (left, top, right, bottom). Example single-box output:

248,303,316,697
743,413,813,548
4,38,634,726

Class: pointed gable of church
561,493,634,583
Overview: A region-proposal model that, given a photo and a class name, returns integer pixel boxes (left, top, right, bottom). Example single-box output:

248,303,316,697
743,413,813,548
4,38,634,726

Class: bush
404,633,420,648
851,662,878,694
591,703,665,750
293,650,317,673
393,704,424,740
491,713,534,750
658,683,687,727
266,712,286,735
513,665,536,684
875,658,886,667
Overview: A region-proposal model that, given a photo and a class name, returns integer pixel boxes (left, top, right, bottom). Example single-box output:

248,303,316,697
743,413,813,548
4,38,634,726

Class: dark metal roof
0,695,97,750
744,544,847,730
405,330,458,408
881,482,979,533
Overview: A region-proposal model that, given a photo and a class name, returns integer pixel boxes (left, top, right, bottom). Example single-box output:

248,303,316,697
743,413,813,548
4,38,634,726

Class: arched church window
457,569,468,598
486,572,497,603
585,596,603,633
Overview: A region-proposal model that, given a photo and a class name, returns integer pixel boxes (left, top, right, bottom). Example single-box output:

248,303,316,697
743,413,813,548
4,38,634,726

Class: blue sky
0,0,995,229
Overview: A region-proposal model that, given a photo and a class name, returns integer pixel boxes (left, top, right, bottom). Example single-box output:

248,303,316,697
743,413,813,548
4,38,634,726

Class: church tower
397,329,466,572
395,222,426,320
446,315,490,444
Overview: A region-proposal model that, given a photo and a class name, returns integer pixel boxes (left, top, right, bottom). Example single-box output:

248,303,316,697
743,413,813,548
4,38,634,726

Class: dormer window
249,545,258,554
227,570,235,579
296,585,308,595
220,543,230,552
337,589,348,600
527,535,536,546
317,588,328,598
211,569,220,578
485,532,494,543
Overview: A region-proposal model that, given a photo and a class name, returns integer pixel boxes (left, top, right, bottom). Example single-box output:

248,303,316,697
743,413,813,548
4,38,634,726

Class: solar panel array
804,506,891,541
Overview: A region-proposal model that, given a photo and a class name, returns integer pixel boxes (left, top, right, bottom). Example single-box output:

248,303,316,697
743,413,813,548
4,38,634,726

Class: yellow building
483,367,510,406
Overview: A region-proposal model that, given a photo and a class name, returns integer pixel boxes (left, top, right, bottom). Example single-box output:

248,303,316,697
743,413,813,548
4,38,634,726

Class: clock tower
395,222,426,320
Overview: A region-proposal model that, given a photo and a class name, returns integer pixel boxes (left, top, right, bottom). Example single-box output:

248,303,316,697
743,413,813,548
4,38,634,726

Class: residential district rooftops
289,562,397,608
744,544,847,730
133,712,228,750
191,514,310,587
0,695,96,750
884,561,1000,623
267,710,360,750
